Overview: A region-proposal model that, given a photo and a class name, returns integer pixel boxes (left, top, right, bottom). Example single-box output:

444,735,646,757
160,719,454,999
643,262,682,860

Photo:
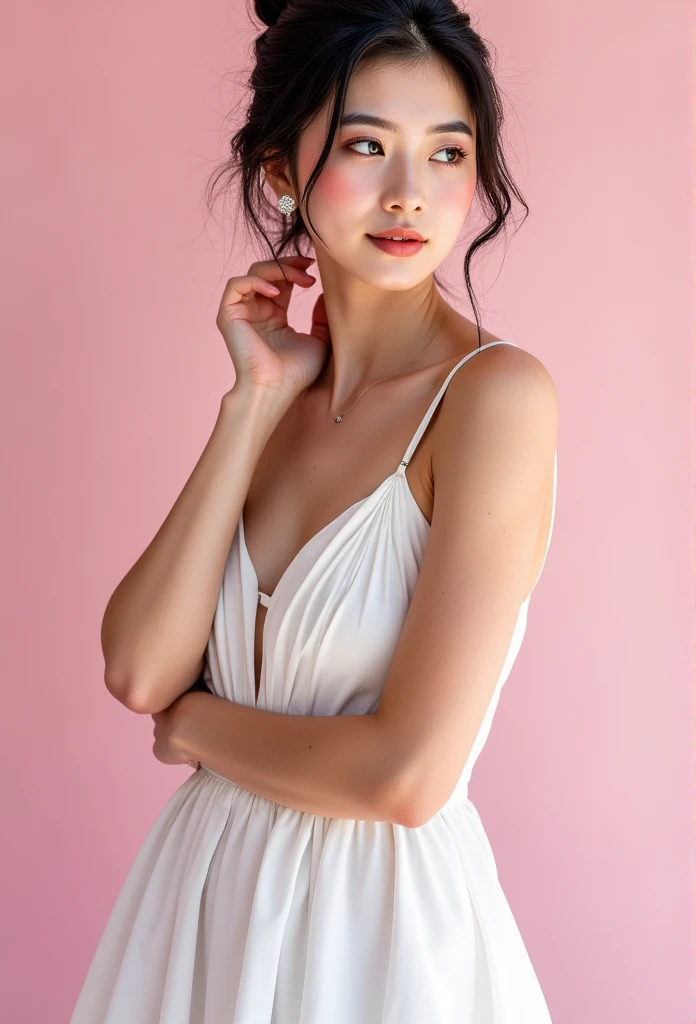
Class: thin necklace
332,306,450,423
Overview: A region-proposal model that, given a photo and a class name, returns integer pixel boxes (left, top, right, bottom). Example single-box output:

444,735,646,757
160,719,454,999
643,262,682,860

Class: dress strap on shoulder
397,340,519,471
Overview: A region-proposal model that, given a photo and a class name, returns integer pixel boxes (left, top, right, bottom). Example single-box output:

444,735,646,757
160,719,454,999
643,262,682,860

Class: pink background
1,1,693,1021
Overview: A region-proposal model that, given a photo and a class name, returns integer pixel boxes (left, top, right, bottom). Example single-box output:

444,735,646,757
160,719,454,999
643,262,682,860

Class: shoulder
433,341,558,481
443,339,557,414
428,340,558,555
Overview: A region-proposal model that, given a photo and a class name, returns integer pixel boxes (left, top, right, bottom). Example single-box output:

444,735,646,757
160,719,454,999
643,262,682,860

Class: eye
431,146,468,167
346,138,383,157
345,138,468,167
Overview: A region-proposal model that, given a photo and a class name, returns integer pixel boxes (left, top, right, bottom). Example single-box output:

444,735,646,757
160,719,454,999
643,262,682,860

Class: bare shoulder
433,340,558,480
448,338,557,402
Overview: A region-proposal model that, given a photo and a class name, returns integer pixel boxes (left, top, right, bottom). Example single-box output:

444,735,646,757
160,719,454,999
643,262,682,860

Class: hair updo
255,0,289,28
205,0,528,341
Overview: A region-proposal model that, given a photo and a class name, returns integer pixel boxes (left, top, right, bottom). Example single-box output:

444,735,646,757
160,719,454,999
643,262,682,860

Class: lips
367,234,425,257
368,228,426,242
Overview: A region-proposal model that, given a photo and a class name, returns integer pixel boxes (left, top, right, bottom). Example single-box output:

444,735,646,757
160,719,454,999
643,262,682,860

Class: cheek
437,174,476,216
312,163,367,207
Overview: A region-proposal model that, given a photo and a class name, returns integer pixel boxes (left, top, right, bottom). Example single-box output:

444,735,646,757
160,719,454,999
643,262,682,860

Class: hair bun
254,0,289,28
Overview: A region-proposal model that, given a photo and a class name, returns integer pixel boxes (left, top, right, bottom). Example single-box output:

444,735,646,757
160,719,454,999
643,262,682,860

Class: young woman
71,1,558,1020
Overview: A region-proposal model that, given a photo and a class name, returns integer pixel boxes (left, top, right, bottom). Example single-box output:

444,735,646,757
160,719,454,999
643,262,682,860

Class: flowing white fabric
70,341,557,1023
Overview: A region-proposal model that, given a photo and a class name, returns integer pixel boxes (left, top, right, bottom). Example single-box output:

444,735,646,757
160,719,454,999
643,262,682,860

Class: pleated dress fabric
70,340,557,1023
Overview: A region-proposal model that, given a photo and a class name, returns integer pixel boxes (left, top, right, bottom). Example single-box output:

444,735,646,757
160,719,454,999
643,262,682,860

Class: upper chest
241,363,451,600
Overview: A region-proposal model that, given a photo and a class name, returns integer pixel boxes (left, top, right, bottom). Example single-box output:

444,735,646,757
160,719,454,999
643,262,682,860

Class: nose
381,162,425,214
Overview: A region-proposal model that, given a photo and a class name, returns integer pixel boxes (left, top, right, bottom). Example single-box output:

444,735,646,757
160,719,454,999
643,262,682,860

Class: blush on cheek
439,179,475,219
313,162,369,205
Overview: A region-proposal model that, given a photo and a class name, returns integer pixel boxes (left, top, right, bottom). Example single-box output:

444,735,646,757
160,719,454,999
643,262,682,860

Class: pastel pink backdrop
1,1,693,1021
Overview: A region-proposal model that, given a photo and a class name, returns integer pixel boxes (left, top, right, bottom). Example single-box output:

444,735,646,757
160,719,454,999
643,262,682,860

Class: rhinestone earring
278,193,296,216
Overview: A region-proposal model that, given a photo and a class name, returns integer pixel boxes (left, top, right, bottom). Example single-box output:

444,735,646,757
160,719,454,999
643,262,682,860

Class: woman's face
291,54,477,291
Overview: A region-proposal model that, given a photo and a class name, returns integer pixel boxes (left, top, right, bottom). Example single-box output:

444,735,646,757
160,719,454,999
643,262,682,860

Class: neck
312,277,448,415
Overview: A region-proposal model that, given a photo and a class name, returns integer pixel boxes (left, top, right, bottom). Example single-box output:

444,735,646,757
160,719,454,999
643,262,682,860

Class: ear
262,155,295,205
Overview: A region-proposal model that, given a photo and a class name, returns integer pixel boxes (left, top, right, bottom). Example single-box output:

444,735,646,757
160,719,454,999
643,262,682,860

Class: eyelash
344,137,468,167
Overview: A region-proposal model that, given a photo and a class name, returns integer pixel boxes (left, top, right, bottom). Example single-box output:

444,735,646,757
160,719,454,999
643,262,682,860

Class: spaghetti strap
396,340,519,472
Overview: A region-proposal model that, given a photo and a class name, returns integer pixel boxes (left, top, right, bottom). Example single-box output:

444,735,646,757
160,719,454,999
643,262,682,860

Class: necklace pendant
334,415,343,423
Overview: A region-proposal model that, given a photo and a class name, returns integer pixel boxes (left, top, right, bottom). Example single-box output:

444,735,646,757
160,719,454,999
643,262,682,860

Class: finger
218,274,284,310
246,257,315,287
254,262,316,287
230,264,314,294
249,255,315,271
221,270,316,315
268,268,316,287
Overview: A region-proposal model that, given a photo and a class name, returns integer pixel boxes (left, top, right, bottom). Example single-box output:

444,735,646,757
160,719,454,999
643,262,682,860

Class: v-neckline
240,467,428,615
239,469,429,708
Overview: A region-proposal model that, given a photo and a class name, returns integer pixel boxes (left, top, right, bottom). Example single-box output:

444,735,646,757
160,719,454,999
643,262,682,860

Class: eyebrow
339,112,473,138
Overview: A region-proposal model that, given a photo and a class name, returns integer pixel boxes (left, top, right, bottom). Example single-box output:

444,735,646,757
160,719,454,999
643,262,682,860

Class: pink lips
367,235,424,257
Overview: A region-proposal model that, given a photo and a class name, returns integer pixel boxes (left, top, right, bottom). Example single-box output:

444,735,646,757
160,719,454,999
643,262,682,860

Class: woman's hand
216,255,330,407
151,693,201,769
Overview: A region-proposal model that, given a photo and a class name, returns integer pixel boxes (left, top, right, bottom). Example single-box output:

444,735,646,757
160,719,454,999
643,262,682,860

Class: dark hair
204,0,528,348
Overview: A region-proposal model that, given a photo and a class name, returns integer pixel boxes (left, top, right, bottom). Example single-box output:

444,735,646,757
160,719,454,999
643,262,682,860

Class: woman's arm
103,387,287,715
172,349,558,829
171,692,396,823
375,351,558,825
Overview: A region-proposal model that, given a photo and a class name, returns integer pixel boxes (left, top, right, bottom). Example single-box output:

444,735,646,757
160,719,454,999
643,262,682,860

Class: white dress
70,340,557,1023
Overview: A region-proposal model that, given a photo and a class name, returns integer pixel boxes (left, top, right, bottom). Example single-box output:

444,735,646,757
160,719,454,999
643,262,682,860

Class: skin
153,53,558,827
268,53,480,404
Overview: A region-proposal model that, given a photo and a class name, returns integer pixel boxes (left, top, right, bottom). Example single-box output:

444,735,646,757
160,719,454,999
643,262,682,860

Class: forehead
341,54,475,135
